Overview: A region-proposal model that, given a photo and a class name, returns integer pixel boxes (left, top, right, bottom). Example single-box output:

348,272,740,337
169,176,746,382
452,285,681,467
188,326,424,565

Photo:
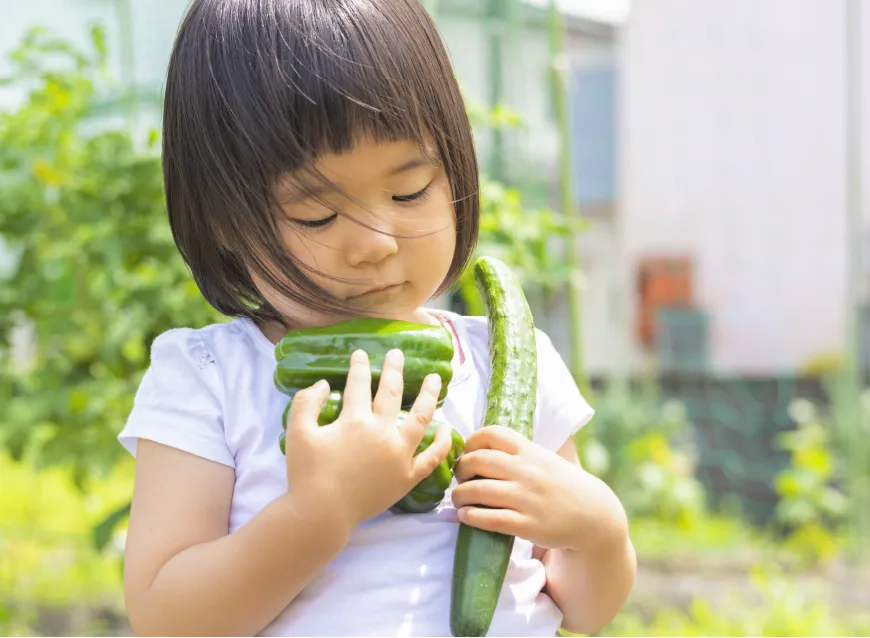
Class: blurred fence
659,374,827,525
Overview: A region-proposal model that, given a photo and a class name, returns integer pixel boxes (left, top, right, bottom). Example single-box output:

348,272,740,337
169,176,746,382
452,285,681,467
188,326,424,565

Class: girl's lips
350,282,404,298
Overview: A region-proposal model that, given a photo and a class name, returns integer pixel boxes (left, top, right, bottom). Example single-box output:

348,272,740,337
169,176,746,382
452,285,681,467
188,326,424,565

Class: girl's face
258,138,457,333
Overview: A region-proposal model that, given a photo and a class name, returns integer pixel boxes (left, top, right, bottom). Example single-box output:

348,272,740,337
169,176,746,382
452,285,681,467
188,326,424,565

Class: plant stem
549,0,589,397
843,0,867,565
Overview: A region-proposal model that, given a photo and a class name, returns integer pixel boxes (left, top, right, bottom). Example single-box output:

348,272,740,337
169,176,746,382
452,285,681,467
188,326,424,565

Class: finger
287,380,331,433
410,419,453,483
372,349,404,419
454,449,518,483
341,349,372,418
456,506,527,537
401,373,441,449
451,479,524,510
463,425,528,455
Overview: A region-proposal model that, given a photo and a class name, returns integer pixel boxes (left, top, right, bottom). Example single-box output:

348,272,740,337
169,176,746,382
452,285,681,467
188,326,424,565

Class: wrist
276,487,355,543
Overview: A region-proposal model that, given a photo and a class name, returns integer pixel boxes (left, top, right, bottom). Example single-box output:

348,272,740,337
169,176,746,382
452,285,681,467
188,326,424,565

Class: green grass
601,564,870,637
3,451,868,637
559,562,870,638
629,514,766,561
0,451,132,610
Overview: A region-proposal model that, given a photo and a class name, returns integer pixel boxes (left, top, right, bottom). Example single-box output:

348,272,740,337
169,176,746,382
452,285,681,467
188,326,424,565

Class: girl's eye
292,213,337,229
393,184,432,204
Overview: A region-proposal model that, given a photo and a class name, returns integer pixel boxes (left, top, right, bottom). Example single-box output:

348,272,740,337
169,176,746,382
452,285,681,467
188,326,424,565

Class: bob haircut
162,0,480,327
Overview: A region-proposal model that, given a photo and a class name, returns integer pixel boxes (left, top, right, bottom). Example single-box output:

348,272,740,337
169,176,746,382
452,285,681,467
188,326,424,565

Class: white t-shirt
118,309,594,637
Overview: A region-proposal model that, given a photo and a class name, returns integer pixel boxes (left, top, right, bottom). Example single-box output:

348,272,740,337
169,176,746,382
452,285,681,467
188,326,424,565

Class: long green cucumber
450,256,538,637
273,318,453,407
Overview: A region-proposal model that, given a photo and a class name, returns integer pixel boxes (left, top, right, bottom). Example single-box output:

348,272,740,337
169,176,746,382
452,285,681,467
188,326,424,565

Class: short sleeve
118,328,235,468
532,330,595,452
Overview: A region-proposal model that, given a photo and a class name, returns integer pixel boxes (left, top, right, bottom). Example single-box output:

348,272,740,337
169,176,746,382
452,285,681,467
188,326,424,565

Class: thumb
287,380,331,433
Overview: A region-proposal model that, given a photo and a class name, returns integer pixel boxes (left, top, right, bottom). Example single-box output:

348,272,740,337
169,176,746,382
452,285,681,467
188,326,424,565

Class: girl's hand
284,348,453,530
451,426,622,552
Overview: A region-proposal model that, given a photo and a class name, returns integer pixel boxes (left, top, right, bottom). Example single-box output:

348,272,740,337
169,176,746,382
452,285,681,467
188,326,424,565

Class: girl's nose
343,218,399,267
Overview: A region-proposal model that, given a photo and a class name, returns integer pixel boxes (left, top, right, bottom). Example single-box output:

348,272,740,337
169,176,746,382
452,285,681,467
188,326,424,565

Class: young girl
118,0,636,635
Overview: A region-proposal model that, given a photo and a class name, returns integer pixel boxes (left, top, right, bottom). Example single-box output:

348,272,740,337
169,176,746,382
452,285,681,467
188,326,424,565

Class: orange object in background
636,257,695,347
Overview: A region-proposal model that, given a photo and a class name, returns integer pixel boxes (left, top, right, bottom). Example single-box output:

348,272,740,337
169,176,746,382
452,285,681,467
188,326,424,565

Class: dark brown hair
162,0,479,327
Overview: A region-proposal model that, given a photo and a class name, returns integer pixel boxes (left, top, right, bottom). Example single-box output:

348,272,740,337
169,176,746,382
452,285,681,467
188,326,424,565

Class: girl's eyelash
393,184,432,203
290,184,432,228
292,213,338,229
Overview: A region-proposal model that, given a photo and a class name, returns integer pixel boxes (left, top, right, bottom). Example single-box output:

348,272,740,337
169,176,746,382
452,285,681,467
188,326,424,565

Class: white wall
618,0,870,374
437,13,560,174
563,28,618,376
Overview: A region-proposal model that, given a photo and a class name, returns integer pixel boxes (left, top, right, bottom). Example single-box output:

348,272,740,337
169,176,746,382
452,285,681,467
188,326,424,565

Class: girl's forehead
274,139,441,200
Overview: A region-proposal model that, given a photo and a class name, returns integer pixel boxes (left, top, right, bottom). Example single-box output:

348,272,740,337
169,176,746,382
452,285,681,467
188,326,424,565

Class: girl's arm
536,439,637,635
123,439,352,637
124,353,450,637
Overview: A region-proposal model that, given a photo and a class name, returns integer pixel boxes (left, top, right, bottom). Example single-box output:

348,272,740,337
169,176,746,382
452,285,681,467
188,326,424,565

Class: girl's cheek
281,230,324,271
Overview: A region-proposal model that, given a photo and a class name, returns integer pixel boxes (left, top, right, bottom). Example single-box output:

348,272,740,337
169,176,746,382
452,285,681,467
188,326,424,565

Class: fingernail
352,349,368,363
424,374,441,392
313,379,329,392
387,349,404,365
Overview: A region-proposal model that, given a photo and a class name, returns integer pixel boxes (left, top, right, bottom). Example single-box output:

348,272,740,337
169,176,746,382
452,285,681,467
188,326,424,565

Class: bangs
163,0,479,324
180,0,446,177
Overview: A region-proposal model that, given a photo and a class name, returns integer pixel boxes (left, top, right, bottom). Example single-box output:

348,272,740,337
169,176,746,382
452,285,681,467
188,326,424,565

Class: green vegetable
273,318,454,407
391,422,466,514
279,391,465,514
279,390,342,456
450,256,538,637
280,390,343,429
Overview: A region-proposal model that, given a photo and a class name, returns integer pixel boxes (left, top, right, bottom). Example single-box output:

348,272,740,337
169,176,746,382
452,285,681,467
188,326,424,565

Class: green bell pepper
279,391,464,514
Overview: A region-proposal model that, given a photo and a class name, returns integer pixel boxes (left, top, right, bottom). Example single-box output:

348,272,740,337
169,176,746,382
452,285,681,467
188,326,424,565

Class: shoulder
133,318,273,425
133,320,257,415
119,319,264,467
150,318,263,357
147,318,270,376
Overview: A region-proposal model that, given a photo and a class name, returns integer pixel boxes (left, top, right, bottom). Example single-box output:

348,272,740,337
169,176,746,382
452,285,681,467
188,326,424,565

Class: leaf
31,158,69,186
819,487,849,517
92,500,132,552
774,472,801,497
89,24,107,66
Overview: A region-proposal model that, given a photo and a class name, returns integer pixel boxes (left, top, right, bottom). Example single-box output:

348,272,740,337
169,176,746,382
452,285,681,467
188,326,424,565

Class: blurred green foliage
457,98,586,315
600,563,870,637
577,379,708,528
0,26,223,488
772,395,853,567
455,173,585,315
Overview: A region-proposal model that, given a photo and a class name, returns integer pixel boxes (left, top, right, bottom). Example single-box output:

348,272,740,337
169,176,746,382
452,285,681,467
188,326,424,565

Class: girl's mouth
350,282,404,298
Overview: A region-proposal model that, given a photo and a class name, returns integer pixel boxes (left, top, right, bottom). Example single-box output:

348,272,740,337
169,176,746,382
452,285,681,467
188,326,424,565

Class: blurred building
617,0,870,378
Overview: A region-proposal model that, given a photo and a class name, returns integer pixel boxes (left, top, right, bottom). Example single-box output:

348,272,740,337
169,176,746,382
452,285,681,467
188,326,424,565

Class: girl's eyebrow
389,148,442,175
279,149,441,206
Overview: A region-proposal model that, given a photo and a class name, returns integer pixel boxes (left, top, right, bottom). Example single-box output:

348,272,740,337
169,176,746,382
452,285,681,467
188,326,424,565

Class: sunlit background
1,0,869,635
